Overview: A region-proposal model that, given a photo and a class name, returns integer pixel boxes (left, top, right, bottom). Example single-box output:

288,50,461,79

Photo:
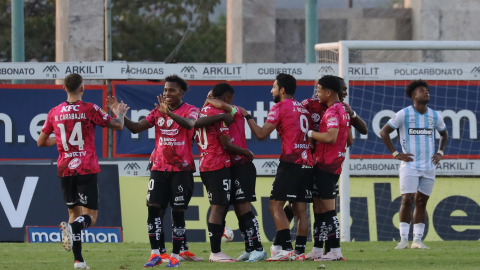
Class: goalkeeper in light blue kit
380,80,448,249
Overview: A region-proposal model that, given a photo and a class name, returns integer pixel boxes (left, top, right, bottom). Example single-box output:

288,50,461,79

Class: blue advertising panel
113,81,480,159
0,85,107,159
26,226,122,243
0,165,121,242
112,81,317,157
348,81,480,158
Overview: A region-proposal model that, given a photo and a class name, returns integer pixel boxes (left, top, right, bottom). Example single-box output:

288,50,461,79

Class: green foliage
112,0,225,63
0,0,55,62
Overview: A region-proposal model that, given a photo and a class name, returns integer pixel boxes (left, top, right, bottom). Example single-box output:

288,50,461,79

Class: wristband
307,130,313,138
230,106,237,116
437,150,444,156
245,114,253,121
351,111,357,118
392,151,399,157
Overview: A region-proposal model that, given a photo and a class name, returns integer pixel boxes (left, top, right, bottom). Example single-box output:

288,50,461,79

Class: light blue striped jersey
388,105,446,171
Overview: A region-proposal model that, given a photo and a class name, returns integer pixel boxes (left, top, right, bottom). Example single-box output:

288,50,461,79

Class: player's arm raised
380,124,414,162
107,101,130,131
343,102,368,135
205,97,233,114
107,96,151,133
155,95,196,130
240,106,275,141
195,113,234,128
219,135,254,160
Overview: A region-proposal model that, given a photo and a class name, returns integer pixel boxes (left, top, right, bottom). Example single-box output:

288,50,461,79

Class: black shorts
313,168,340,199
231,161,257,204
200,166,232,206
61,174,98,210
270,161,314,203
147,170,194,210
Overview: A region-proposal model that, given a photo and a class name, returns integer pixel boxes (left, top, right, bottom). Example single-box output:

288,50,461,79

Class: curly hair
405,80,429,99
165,75,189,92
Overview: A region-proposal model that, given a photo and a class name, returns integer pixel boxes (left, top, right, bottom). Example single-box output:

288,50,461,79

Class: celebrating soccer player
244,73,314,261
108,75,206,267
380,80,448,249
37,73,129,270
202,84,267,262
195,84,255,262
305,75,350,261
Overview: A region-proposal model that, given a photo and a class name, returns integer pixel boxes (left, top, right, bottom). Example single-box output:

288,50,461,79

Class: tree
0,0,55,62
112,0,225,62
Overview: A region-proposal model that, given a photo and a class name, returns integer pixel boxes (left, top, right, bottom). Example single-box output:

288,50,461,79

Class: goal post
315,40,480,242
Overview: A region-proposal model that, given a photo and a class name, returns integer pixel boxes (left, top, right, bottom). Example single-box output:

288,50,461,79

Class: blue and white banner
0,85,107,159
26,226,122,243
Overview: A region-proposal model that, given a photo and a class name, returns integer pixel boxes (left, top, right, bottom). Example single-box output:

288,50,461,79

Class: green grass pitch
1,241,480,270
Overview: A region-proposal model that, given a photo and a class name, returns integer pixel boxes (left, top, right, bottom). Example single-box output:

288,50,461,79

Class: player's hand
239,106,249,117
246,150,254,161
432,153,443,165
155,95,169,115
395,153,414,162
342,102,354,117
114,101,130,116
222,113,234,126
106,96,119,112
308,137,315,150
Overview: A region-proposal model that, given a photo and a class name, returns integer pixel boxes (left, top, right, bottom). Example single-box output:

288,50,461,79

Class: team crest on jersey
312,113,321,122
158,117,165,126
301,150,308,160
409,118,415,123
68,158,82,169
428,118,434,126
167,119,173,127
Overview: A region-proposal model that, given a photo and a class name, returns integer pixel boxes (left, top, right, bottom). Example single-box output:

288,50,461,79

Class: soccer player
380,80,448,249
202,84,267,262
144,149,204,263
195,84,255,263
244,73,314,261
37,73,129,269
108,75,217,267
305,75,350,261
300,76,368,259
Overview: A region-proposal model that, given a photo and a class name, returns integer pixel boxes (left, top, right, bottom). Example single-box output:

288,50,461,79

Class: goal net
315,41,480,242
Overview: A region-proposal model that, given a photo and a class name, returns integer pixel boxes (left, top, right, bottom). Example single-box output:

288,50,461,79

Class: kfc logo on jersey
68,158,82,169
60,105,80,112
312,113,321,122
158,117,165,126
167,119,173,127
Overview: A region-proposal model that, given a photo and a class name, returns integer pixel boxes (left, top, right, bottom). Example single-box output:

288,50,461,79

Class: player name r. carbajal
408,128,433,135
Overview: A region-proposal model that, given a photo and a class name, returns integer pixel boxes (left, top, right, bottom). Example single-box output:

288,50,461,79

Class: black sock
70,215,92,262
208,222,224,253
238,218,251,252
324,210,340,249
70,215,92,232
313,213,326,249
172,211,186,254
295,236,307,254
71,229,83,262
182,234,189,251
159,231,166,254
238,211,263,252
284,205,295,224
147,206,162,250
277,229,293,251
273,232,280,246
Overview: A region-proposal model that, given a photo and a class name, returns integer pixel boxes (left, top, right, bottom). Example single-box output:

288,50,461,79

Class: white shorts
399,167,435,196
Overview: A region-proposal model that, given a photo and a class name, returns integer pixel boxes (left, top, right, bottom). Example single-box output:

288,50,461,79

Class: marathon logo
26,226,122,243
408,128,433,135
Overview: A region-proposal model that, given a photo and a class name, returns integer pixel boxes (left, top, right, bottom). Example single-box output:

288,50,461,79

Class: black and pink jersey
145,103,199,172
266,99,314,166
42,101,112,177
